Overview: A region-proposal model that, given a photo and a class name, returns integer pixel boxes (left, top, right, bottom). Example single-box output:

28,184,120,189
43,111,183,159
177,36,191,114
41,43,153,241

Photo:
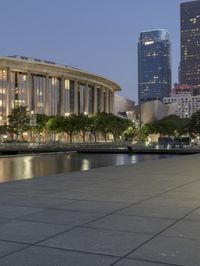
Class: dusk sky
1,0,190,102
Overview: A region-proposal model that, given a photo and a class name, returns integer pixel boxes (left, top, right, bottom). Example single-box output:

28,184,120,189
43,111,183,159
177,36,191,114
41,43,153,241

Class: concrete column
42,76,46,114
110,91,114,114
33,75,37,113
6,68,11,117
45,75,49,115
14,72,19,108
27,71,32,110
106,88,109,113
59,77,65,116
74,80,78,114
84,82,89,114
100,87,104,112
94,85,98,113
66,79,70,114
79,84,83,113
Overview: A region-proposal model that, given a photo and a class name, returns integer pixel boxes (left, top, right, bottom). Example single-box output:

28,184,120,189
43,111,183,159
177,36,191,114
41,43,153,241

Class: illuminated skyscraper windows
180,0,200,87
138,30,171,104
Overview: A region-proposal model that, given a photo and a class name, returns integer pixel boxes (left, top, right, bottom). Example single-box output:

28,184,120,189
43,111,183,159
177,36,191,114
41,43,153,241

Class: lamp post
29,111,37,143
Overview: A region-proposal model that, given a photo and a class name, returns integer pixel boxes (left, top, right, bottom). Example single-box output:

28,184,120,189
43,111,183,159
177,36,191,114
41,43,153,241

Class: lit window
51,78,57,86
65,79,70,90
144,41,154,45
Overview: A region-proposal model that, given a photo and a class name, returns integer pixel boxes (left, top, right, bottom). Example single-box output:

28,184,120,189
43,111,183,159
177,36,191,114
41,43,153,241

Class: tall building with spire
180,0,200,87
138,29,171,104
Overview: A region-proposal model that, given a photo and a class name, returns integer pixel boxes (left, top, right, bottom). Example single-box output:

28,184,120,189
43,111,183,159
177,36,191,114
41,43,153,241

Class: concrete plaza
0,154,200,265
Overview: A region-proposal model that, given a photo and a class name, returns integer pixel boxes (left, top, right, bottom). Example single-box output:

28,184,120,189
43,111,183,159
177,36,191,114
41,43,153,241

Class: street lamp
29,111,37,142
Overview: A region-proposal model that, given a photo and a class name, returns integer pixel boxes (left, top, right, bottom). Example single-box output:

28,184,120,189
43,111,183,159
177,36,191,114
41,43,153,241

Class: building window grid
0,70,7,121
33,75,46,114
88,86,94,114
69,80,75,114
18,74,27,105
97,88,102,113
48,77,60,116
0,64,115,121
10,72,28,108
64,79,70,114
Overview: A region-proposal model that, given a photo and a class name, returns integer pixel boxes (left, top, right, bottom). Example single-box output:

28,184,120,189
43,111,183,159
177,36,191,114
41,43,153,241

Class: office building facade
172,83,200,96
138,29,171,104
180,0,200,87
164,94,200,118
0,56,120,125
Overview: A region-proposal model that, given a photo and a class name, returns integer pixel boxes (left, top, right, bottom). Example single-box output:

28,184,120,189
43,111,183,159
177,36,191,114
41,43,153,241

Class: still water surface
0,152,176,183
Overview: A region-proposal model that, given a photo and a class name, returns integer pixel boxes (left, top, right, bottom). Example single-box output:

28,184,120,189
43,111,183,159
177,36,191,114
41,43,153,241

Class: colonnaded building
0,55,121,125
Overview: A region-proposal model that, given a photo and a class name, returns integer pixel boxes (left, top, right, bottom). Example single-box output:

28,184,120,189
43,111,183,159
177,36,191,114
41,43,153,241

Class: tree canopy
3,108,195,143
152,115,189,137
7,106,30,139
188,110,200,136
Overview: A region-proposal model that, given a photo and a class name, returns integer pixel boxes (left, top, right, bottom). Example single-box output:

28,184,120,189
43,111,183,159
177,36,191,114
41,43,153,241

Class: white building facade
0,56,121,125
163,94,200,118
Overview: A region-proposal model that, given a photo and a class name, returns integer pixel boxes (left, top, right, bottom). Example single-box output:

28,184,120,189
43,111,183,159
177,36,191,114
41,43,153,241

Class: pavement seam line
123,257,184,266
110,204,200,266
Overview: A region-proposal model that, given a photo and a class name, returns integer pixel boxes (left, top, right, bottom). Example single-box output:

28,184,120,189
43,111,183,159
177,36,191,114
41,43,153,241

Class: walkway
0,154,200,265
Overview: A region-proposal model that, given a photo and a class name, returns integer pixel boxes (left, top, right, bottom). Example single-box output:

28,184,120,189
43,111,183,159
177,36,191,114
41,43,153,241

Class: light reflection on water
81,159,90,171
0,152,176,183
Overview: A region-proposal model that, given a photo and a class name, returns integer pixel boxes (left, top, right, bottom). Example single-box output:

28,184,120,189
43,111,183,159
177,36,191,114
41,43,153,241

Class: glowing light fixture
144,41,154,45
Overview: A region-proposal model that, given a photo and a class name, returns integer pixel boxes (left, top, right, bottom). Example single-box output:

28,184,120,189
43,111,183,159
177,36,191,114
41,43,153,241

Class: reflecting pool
0,152,176,183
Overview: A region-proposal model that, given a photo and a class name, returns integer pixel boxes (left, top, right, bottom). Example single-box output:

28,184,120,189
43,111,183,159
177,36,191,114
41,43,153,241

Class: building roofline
140,29,170,34
0,55,121,91
181,0,200,6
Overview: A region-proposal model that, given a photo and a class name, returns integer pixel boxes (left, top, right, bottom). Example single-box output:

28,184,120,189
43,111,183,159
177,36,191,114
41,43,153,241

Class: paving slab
113,258,174,266
0,194,31,205
143,195,200,208
156,191,200,200
83,214,173,234
0,220,68,244
0,154,200,265
0,240,27,258
0,196,74,209
130,235,200,266
0,218,8,224
40,227,151,257
161,220,200,240
116,203,192,219
20,209,102,226
0,246,116,266
182,208,200,221
57,199,130,214
0,204,43,219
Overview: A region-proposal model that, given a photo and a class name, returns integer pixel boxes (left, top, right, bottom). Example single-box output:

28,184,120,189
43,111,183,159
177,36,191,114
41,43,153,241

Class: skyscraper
138,30,171,104
180,0,200,88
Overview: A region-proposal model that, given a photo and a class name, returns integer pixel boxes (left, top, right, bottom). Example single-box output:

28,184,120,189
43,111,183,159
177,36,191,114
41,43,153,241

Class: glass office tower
138,30,171,104
180,0,200,88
